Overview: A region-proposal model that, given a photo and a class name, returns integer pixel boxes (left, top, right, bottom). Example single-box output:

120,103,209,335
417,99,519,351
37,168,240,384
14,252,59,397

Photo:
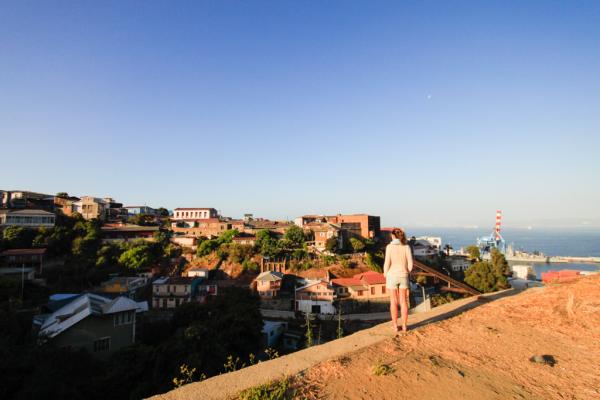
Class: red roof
331,278,363,287
354,271,386,285
1,248,47,256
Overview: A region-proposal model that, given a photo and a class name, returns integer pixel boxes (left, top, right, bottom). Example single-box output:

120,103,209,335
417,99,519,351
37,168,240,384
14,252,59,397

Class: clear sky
1,1,599,229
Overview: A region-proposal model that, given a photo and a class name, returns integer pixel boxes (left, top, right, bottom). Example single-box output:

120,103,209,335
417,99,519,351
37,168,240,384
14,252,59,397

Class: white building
448,256,471,272
412,239,439,257
262,321,287,347
512,265,535,280
171,236,198,249
172,208,218,221
295,280,337,315
416,236,442,251
0,209,55,228
186,268,209,278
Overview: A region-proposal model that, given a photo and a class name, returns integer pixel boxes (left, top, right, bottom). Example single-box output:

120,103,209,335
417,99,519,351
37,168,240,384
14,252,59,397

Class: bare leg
389,288,399,331
399,288,409,332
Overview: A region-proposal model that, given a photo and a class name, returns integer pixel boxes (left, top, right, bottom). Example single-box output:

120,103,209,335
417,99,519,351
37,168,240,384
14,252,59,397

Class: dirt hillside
291,275,600,399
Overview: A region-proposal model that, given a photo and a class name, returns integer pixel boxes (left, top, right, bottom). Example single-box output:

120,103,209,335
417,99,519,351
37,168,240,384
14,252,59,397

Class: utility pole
21,262,25,301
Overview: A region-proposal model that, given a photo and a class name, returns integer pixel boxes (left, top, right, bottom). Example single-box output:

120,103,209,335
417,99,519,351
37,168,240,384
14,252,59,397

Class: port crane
477,210,506,255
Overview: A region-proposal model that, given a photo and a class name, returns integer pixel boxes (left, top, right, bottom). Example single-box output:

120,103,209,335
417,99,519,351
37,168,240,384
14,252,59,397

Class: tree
490,248,511,277
255,230,281,258
283,225,305,248
55,192,69,199
336,305,344,339
129,214,157,226
325,237,338,253
196,239,219,258
171,287,263,376
365,252,382,272
242,259,259,272
119,242,157,270
465,245,481,261
218,229,239,244
226,244,255,264
156,207,170,217
443,244,453,256
2,226,35,249
349,237,366,253
96,243,123,268
71,236,100,263
464,260,509,293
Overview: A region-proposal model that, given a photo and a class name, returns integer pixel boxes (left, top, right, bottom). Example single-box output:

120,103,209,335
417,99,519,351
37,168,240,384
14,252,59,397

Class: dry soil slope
292,275,600,400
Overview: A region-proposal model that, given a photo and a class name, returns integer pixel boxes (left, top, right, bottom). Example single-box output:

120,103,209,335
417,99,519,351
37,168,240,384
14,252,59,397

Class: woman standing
383,228,413,333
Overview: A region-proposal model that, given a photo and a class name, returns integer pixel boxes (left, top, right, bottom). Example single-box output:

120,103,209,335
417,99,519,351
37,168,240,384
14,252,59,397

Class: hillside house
0,209,55,228
152,276,217,310
295,280,337,314
254,271,284,298
33,293,147,359
332,271,387,299
100,223,159,243
0,248,46,272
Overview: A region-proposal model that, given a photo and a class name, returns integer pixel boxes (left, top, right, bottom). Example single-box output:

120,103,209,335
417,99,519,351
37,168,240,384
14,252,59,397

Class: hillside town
0,188,575,398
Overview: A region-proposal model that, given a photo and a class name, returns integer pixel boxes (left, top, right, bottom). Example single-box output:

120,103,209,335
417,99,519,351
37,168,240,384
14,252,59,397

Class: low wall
150,290,518,400
259,297,293,311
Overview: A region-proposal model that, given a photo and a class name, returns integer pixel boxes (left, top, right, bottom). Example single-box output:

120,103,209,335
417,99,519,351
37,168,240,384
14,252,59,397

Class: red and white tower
495,210,502,240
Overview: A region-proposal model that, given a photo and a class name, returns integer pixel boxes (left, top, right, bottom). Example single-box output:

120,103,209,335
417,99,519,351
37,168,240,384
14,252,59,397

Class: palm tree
443,244,453,256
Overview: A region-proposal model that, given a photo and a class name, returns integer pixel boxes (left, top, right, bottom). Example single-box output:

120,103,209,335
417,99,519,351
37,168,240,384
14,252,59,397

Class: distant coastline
405,227,600,258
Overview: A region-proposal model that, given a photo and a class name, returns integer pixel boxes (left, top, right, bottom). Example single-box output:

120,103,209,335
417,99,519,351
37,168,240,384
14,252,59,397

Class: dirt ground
290,275,600,400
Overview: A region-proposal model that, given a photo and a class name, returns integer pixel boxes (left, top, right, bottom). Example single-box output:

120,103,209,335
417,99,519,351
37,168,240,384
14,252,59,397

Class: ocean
405,227,600,278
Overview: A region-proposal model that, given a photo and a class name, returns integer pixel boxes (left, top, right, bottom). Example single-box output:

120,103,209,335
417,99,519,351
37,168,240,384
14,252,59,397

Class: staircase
412,260,481,296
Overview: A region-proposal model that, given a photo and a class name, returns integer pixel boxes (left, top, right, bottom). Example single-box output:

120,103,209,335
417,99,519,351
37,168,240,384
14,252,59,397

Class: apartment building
296,214,381,240
152,277,197,309
172,208,218,222
152,276,217,309
72,196,109,220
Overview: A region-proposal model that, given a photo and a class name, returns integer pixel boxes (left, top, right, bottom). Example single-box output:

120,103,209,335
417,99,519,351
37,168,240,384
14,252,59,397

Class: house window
114,311,134,326
93,337,110,352
162,299,167,308
382,286,386,294
370,287,375,295
357,290,363,296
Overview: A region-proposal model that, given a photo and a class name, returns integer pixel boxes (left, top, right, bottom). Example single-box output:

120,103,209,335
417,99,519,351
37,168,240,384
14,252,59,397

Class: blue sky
1,1,599,229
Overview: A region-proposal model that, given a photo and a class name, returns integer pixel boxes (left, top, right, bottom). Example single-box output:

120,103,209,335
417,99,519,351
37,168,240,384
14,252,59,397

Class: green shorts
386,274,410,290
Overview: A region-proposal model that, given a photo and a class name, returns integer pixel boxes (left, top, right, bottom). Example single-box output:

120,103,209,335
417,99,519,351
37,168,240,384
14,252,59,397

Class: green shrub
239,379,291,400
372,361,394,376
